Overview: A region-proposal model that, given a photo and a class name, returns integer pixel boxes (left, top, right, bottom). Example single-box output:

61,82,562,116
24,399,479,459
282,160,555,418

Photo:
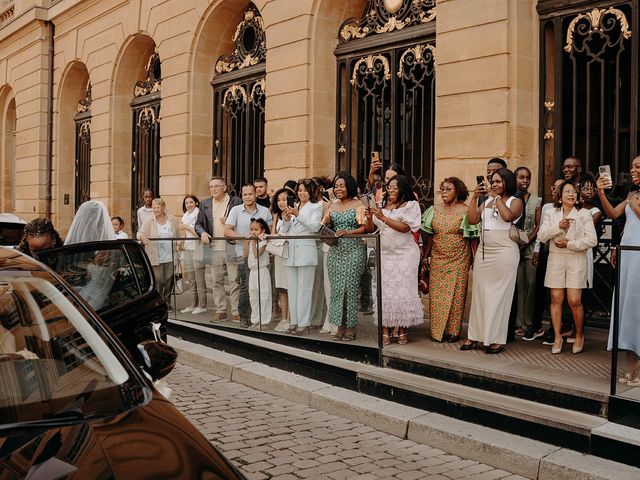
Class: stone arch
110,33,157,224
56,61,90,229
309,0,368,176
189,0,250,194
0,86,16,213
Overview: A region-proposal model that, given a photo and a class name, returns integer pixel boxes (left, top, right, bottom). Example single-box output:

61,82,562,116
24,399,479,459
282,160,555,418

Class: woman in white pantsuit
461,168,523,354
280,179,323,334
538,180,597,355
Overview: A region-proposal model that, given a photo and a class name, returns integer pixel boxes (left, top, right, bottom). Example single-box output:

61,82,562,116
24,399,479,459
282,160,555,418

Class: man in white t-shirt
136,189,154,233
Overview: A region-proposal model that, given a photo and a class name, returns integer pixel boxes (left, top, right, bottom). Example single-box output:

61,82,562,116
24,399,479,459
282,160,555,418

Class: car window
0,223,25,246
37,246,141,312
0,272,145,426
126,243,152,292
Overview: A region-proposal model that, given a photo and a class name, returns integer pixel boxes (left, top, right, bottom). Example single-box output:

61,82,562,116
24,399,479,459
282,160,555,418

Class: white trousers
249,266,272,325
287,265,316,328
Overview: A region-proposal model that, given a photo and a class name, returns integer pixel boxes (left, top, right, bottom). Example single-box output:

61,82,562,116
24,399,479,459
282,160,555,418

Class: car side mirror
136,340,177,380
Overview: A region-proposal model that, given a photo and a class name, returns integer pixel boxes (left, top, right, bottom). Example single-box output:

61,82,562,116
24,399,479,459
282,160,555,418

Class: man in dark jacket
195,176,242,322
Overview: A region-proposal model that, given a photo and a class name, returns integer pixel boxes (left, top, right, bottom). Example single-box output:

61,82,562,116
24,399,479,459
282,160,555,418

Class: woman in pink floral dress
366,175,424,345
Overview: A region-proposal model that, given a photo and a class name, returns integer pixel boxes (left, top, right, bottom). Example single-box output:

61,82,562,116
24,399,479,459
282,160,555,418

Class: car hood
0,392,243,479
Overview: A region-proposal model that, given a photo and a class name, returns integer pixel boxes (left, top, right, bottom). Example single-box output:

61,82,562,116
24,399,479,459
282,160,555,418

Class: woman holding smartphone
461,169,522,354
537,180,597,355
598,157,640,384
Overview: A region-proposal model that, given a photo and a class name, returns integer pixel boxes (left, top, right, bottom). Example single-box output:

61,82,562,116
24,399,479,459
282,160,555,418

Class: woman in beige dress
460,169,523,354
537,180,597,355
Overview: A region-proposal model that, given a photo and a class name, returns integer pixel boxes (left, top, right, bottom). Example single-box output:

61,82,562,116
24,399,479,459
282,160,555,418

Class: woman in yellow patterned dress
422,177,479,342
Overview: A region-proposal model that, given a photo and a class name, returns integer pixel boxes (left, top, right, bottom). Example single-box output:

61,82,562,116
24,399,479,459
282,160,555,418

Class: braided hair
18,218,64,256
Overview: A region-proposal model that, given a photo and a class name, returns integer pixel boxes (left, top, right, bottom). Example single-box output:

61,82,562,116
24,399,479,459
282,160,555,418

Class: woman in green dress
323,172,367,341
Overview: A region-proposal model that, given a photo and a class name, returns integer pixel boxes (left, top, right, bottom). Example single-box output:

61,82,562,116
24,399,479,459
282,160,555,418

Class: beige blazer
140,215,178,265
537,207,597,254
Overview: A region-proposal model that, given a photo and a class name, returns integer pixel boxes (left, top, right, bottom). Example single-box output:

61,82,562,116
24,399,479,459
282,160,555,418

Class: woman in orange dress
422,178,478,342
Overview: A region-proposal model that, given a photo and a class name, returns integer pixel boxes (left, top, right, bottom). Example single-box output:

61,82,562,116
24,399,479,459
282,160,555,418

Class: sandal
485,344,505,354
342,328,356,341
460,341,478,351
333,327,345,341
382,333,391,346
627,378,640,387
619,373,633,383
398,333,408,345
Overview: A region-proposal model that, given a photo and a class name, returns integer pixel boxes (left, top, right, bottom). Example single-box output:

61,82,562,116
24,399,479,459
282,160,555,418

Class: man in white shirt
136,189,154,233
225,183,272,327
195,177,242,321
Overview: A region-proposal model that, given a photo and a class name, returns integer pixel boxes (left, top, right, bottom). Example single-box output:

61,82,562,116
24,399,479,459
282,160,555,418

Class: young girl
271,188,295,332
245,218,272,329
579,175,602,289
111,216,128,239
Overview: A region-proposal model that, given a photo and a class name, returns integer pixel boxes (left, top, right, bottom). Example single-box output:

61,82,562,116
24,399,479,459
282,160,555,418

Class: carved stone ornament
76,82,92,113
339,0,436,44
215,3,266,76
564,7,631,54
134,51,162,97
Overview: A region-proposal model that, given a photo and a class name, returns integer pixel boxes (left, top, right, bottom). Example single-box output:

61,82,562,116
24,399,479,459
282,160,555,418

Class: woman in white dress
538,180,597,355
366,175,423,345
179,194,207,314
598,156,640,385
280,179,323,334
461,168,523,354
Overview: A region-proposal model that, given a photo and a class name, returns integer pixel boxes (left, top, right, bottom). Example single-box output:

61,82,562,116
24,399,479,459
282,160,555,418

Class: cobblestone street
166,363,525,480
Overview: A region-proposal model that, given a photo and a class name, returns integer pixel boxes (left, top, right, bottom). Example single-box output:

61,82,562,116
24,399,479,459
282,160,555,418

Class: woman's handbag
173,261,184,295
266,238,289,258
317,224,339,246
509,224,529,246
419,256,430,294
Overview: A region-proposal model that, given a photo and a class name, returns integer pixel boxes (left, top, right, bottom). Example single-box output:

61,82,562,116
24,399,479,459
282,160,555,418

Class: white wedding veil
64,200,117,245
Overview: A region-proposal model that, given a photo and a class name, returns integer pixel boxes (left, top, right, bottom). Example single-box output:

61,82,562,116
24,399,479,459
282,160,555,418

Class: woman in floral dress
366,175,424,345
422,177,478,342
323,172,367,341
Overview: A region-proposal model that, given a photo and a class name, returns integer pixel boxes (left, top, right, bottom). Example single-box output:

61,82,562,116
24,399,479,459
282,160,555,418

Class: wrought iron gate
131,52,161,232
538,1,637,195
74,83,92,210
335,0,436,208
212,3,266,195
538,0,640,326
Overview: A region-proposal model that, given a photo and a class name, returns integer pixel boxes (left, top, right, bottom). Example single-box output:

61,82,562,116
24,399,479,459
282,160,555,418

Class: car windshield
0,268,148,428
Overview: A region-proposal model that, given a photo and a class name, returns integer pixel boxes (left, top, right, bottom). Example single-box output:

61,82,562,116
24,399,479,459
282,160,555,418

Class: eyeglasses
210,184,224,189
563,190,578,195
580,186,595,192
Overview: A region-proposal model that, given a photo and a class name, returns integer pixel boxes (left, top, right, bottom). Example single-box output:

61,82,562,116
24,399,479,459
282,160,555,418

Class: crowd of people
13,156,640,384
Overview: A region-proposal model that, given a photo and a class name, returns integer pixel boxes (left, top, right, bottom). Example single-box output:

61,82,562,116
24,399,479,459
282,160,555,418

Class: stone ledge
408,412,558,479
538,448,640,480
169,335,252,380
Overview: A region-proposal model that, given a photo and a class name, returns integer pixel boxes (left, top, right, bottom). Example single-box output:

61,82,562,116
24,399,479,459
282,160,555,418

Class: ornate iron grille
74,82,92,210
212,3,266,195
335,0,436,208
131,52,161,232
538,1,636,197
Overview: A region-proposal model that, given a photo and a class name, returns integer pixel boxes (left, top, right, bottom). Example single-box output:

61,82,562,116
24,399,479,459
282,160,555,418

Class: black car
0,247,245,479
34,240,168,356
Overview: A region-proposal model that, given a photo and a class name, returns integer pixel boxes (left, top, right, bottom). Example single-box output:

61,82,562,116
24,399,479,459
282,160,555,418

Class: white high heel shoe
551,338,563,355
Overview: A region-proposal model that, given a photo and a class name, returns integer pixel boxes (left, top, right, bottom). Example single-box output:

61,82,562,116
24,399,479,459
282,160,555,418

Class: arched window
75,82,91,209
335,0,436,206
539,2,635,195
2,96,16,212
131,51,161,231
212,2,266,194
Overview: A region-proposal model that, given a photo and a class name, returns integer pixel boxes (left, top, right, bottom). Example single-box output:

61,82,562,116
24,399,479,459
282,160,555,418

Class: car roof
0,213,27,224
0,246,47,272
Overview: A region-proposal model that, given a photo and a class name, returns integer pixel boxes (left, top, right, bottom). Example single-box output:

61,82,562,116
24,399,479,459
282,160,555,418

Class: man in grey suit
195,176,242,321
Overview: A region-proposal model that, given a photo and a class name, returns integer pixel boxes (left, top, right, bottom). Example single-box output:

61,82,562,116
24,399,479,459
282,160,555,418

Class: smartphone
476,175,485,185
371,152,380,162
322,191,330,200
599,165,612,189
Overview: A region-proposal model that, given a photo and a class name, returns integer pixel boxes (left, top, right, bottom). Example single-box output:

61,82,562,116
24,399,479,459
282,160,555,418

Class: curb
169,336,640,480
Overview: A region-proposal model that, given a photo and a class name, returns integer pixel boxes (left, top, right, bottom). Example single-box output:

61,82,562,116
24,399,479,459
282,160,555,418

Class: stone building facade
0,0,637,234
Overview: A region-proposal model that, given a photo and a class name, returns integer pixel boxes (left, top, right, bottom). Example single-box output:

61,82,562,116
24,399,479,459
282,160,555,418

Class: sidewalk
169,335,640,480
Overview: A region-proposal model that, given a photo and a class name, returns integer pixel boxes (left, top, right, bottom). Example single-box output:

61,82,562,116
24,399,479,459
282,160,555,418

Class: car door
35,240,168,356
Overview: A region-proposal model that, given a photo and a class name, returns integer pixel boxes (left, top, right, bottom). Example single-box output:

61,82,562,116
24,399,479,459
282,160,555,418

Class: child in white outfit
245,218,272,327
